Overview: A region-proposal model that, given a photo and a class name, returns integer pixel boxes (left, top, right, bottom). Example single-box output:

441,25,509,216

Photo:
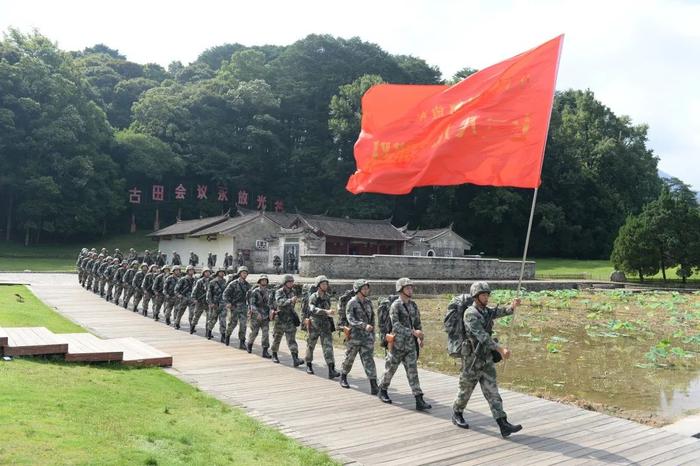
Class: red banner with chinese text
346,35,563,194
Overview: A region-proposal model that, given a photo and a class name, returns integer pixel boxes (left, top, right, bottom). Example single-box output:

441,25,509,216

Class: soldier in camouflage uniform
206,267,227,341
223,266,251,348
121,260,138,309
171,251,181,266
271,275,304,367
304,275,340,379
377,278,431,410
126,248,137,263
104,257,120,301
162,265,181,325
339,279,378,394
189,267,211,334
143,249,153,266
113,248,123,261
98,256,112,297
85,253,98,291
173,265,196,330
246,275,272,358
78,252,90,287
130,263,148,312
151,264,170,321
112,260,128,304
92,254,106,293
451,281,522,437
76,248,88,284
140,264,159,316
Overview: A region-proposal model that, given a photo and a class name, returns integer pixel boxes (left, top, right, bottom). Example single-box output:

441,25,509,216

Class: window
255,240,268,250
412,251,422,256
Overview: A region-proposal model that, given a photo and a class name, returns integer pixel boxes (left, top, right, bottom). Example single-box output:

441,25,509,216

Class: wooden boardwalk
4,273,700,465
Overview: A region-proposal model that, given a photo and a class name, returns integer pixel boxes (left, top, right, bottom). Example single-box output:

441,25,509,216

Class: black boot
261,347,271,358
496,417,522,437
225,335,230,346
369,378,379,395
206,329,212,340
272,352,280,363
175,323,180,330
220,333,226,343
340,373,350,389
328,363,340,379
452,411,469,429
306,362,314,375
189,324,195,334
142,309,148,317
292,352,304,367
415,394,432,411
239,339,246,350
378,388,392,404
247,343,253,354
165,316,171,326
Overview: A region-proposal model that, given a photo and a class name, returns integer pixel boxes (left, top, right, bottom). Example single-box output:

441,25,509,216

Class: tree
611,214,659,280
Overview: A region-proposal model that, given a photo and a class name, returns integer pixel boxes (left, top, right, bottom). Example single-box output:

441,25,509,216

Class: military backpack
377,294,399,348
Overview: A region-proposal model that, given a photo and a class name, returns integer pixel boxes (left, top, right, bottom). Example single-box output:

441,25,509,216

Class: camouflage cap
130,260,139,267
237,265,248,274
257,274,269,284
469,281,491,297
112,258,120,263
353,279,370,293
140,263,148,269
216,267,226,274
161,265,171,272
315,275,329,287
186,264,195,272
149,264,159,272
395,277,413,293
201,267,212,275
121,260,128,266
283,274,294,284
172,265,182,273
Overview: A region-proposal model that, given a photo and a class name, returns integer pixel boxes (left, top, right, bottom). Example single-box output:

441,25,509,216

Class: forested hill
0,30,665,258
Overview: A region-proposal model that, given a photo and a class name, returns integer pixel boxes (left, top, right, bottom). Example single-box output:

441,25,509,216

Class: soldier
121,260,138,309
126,248,137,263
157,250,166,267
114,248,123,261
104,257,120,301
304,276,340,379
247,274,272,358
173,265,196,330
271,275,304,367
141,264,159,317
376,278,431,411
223,265,251,348
130,263,148,313
237,250,245,267
339,279,378,394
85,253,99,291
112,260,128,304
171,251,181,266
272,255,281,274
206,267,228,341
98,256,112,297
189,267,211,334
189,251,199,267
451,281,522,437
207,252,216,268
225,266,237,285
151,265,170,321
78,251,90,286
223,252,231,268
76,248,88,284
143,249,153,266
162,265,181,325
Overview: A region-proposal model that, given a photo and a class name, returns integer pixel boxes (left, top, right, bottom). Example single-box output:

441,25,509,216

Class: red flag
346,35,563,195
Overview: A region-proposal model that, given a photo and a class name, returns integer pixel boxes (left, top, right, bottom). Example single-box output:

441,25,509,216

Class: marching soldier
141,264,159,316
113,248,123,261
173,265,196,330
451,281,522,437
171,251,181,266
97,255,110,296
157,250,166,267
85,253,98,291
112,260,128,304
104,257,120,301
126,248,136,263
223,266,251,348
206,267,227,341
304,276,340,379
121,260,138,309
189,251,199,267
143,249,153,266
151,264,170,321
76,248,88,284
130,263,148,312
377,278,431,411
271,275,304,367
247,274,272,358
339,279,378,394
189,267,211,334
162,265,181,325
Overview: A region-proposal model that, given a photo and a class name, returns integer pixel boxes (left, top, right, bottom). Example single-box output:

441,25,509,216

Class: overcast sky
1,0,697,190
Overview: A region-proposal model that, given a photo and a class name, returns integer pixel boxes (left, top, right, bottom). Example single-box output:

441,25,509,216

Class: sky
1,0,698,190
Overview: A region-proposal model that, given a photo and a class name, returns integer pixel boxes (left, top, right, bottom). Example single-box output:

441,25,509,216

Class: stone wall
299,254,535,280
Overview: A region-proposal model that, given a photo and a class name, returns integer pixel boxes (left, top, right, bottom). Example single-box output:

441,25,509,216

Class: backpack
301,284,318,319
443,294,473,358
377,294,399,348
336,289,354,328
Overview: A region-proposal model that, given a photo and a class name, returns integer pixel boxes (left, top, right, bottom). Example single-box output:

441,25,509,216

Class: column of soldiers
75,247,523,438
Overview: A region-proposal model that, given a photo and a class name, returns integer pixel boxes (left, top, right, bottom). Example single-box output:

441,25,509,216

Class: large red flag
346,35,563,195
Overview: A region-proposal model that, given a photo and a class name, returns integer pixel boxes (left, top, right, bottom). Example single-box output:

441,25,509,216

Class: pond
364,289,700,426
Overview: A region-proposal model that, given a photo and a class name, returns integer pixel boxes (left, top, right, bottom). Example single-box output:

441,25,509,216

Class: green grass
0,286,337,466
0,258,76,272
533,258,614,280
0,285,84,333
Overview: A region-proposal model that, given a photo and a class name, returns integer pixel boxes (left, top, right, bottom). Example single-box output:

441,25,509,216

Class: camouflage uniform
76,249,87,284
271,286,300,354
121,263,137,309
104,259,120,301
224,276,250,344
130,265,147,312
85,256,96,290
379,299,424,396
305,290,335,365
206,274,227,337
247,285,271,350
79,255,90,286
340,295,377,379
173,271,195,328
97,259,109,296
151,268,168,320
453,303,513,419
162,269,180,324
140,265,158,316
189,273,210,331
112,263,127,304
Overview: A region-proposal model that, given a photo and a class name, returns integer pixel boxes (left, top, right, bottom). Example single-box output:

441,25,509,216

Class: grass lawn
0,286,337,466
533,258,614,280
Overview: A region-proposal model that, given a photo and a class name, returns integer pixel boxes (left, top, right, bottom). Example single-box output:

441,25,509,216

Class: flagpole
516,187,538,295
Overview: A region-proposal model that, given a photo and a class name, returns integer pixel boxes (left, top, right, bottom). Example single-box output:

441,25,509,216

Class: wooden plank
0,327,8,347
100,337,172,366
2,327,68,356
55,333,124,362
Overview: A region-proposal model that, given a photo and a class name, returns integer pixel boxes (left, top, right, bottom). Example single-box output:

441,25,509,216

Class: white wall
157,236,233,268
